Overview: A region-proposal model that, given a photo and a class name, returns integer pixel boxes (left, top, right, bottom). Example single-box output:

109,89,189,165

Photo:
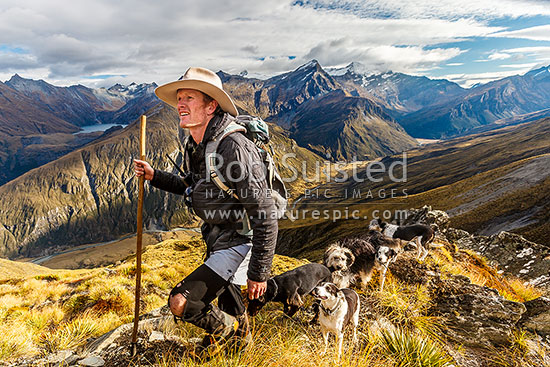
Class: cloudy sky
0,0,549,88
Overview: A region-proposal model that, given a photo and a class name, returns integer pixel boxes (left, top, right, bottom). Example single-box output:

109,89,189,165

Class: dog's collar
320,297,342,316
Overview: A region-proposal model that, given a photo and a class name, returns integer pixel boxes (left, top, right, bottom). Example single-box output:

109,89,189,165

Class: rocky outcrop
519,297,550,336
396,206,550,292
400,205,450,232
451,230,550,290
429,275,526,347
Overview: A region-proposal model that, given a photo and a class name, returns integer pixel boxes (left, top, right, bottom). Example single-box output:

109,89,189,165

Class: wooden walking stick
131,115,146,356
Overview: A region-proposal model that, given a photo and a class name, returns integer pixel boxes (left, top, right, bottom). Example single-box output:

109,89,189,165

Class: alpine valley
1,60,550,367
0,60,549,262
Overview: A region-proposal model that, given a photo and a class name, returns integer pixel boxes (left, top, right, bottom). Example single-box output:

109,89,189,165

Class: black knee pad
167,264,228,323
168,284,206,323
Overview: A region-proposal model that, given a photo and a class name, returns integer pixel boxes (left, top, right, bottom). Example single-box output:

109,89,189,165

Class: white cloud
0,0,547,89
499,62,540,69
295,0,550,20
491,24,550,41
441,66,538,88
0,0,501,86
500,46,550,60
488,52,512,60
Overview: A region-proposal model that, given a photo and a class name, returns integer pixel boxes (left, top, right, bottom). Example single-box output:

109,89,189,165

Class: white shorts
204,243,252,286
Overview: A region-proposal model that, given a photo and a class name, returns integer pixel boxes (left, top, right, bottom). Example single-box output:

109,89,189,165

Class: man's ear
207,100,219,114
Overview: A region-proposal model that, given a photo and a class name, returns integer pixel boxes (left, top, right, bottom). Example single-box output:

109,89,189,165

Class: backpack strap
182,135,192,173
205,121,252,236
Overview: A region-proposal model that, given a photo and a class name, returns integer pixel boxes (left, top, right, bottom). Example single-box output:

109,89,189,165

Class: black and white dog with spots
323,230,401,291
369,218,435,261
311,282,360,361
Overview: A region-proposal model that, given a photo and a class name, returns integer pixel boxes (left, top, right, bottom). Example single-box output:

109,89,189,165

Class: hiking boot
231,312,252,350
192,327,239,361
189,307,239,361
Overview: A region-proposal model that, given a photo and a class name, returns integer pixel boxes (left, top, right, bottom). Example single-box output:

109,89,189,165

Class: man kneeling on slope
134,67,278,357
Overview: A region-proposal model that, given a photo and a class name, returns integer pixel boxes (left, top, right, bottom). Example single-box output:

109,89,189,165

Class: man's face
176,89,217,129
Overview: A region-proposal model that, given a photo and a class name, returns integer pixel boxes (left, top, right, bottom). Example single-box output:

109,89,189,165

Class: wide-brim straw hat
155,67,238,117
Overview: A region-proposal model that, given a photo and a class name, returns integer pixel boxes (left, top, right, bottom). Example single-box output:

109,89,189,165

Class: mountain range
399,66,550,138
1,60,549,258
0,76,158,185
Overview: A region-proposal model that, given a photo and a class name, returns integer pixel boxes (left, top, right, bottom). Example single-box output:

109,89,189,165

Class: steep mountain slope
0,82,78,136
100,83,159,125
5,74,121,127
290,90,417,160
0,104,194,258
400,66,550,138
286,118,550,246
221,60,417,160
0,103,325,258
0,77,157,185
329,62,466,114
220,60,341,126
0,130,109,187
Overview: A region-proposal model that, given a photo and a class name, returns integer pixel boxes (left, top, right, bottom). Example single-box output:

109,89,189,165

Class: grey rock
149,330,165,342
429,275,526,347
455,231,550,290
45,350,74,364
78,355,105,367
400,205,450,231
445,228,472,242
519,297,550,336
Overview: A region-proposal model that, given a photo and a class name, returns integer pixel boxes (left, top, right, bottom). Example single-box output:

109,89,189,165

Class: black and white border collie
247,263,331,317
311,282,360,361
370,218,435,261
323,230,401,291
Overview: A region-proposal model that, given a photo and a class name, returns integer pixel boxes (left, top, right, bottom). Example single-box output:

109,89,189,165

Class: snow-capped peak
327,62,372,77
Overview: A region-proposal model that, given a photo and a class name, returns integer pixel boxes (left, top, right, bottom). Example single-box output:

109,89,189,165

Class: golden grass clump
378,328,453,367
38,311,100,352
0,233,547,366
375,275,443,340
430,247,540,303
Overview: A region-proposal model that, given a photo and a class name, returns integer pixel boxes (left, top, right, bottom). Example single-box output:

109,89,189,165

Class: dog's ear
265,279,278,301
344,248,355,268
327,283,340,294
323,243,339,265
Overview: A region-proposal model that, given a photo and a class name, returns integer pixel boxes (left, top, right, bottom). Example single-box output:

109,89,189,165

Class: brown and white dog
311,282,360,361
323,230,401,290
369,218,435,261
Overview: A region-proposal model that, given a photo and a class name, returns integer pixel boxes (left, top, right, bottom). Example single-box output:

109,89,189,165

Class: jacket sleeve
217,135,278,282
149,169,187,195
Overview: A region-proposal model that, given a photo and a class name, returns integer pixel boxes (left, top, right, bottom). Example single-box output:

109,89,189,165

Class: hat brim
155,79,238,117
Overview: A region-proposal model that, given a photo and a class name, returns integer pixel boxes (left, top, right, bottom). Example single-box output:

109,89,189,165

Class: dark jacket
150,113,278,282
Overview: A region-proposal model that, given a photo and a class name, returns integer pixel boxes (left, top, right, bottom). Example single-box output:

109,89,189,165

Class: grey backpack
186,115,288,235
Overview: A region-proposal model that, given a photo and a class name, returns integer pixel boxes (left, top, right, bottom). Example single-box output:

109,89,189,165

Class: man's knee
169,293,187,317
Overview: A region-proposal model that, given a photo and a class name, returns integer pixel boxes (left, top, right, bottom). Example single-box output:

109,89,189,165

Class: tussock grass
0,234,547,366
374,275,443,341
38,311,100,352
379,328,453,367
430,247,541,302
